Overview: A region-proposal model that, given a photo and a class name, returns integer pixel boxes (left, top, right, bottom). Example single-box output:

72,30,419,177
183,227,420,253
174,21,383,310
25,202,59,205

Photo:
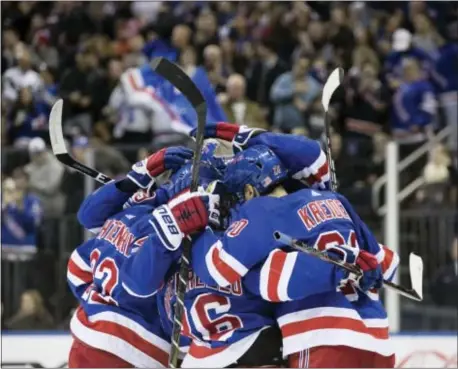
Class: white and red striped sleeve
292,149,331,190
204,240,249,287
377,244,400,282
244,249,345,302
67,248,93,291
259,249,297,302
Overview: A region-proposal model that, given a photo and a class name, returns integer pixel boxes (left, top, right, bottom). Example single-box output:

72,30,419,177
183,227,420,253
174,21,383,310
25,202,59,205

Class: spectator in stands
39,65,58,112
6,87,49,148
246,38,288,124
2,45,42,104
431,32,458,152
412,13,441,56
193,9,219,63
203,44,228,94
4,289,54,330
1,174,41,259
32,20,59,70
328,5,355,69
384,28,433,91
24,137,65,217
431,237,458,307
220,74,268,130
59,50,104,136
2,27,21,73
345,62,389,156
352,27,380,73
391,58,437,184
270,55,321,134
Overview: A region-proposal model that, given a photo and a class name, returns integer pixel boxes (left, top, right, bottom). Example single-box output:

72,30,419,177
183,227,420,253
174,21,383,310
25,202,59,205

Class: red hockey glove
190,122,266,152
168,191,216,235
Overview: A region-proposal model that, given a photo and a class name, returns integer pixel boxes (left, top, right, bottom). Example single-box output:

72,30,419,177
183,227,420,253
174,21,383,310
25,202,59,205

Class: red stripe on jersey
281,316,389,340
76,307,169,366
211,246,241,285
306,160,329,186
188,341,228,359
267,250,287,302
68,258,92,284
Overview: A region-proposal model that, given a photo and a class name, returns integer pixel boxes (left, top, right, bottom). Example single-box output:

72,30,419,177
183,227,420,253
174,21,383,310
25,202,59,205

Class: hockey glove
205,180,233,230
126,146,193,191
168,190,220,236
190,122,266,153
326,244,383,292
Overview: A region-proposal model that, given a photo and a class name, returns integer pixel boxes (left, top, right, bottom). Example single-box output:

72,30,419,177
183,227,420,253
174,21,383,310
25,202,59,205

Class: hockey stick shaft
149,58,208,368
274,231,423,301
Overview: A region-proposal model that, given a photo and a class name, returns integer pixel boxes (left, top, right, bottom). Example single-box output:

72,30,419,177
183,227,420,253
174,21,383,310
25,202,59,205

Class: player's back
157,265,277,368
67,205,170,367
262,190,394,360
192,187,395,363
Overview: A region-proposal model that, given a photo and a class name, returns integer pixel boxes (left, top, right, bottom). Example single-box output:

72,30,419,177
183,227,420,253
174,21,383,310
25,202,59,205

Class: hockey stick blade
49,99,112,184
274,231,423,301
321,67,344,113
150,58,207,368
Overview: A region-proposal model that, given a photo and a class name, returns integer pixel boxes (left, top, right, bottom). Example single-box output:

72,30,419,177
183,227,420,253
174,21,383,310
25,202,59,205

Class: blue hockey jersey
155,240,346,368
67,205,175,367
190,188,399,358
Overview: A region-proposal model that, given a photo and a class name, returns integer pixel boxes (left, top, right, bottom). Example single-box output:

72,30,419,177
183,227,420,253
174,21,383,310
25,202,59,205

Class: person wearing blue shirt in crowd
431,34,458,151
391,58,437,184
384,29,433,91
6,87,49,147
1,169,42,260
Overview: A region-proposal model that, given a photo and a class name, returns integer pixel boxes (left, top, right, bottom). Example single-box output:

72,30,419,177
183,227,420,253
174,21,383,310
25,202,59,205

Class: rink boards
1,331,457,368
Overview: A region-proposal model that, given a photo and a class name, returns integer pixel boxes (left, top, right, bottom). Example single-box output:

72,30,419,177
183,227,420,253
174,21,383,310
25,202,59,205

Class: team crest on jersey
226,219,249,238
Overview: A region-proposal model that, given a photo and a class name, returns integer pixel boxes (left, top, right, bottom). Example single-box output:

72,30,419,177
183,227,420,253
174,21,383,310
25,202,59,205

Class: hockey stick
319,70,424,300
149,57,208,368
49,99,112,184
321,67,344,191
274,231,423,301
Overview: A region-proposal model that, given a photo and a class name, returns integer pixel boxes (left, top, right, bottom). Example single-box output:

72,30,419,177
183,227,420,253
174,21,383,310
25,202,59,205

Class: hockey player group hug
65,122,399,368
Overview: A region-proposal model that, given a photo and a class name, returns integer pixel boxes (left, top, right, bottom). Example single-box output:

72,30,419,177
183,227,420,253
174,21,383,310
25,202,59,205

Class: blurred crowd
1,1,457,330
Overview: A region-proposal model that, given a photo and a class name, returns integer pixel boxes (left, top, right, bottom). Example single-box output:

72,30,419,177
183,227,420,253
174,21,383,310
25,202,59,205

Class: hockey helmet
223,145,288,201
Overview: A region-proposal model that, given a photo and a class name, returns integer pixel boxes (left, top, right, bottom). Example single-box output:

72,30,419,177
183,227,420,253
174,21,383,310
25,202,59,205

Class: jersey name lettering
97,219,135,256
172,270,243,297
297,199,351,231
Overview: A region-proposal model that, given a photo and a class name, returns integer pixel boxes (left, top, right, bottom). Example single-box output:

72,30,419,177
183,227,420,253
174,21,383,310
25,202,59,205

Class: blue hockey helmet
164,160,224,199
223,145,288,201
